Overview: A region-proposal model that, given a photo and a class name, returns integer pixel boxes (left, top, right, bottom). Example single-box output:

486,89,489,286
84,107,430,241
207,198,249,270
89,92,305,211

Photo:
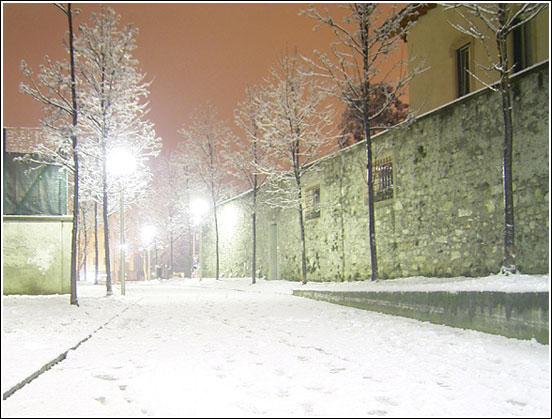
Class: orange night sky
2,2,407,153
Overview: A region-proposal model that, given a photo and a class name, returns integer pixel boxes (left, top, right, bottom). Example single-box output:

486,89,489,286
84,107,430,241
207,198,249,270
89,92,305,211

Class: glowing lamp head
190,197,209,225
141,224,156,246
108,147,136,177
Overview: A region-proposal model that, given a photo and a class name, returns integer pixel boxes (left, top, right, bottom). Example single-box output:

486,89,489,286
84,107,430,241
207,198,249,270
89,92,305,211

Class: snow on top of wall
164,273,550,294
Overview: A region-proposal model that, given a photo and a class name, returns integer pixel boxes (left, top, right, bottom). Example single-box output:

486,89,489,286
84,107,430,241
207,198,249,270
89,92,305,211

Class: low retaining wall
3,215,72,295
293,290,549,344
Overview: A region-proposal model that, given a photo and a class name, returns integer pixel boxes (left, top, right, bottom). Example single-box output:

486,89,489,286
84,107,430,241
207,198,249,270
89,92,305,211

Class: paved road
2,282,550,417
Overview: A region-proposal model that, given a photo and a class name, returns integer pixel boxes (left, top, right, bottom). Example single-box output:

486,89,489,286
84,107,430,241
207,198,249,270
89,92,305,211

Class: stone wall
201,61,549,281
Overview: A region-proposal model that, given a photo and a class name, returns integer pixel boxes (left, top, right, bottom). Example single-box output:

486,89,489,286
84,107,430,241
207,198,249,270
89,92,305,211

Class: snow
1,274,550,417
194,272,551,293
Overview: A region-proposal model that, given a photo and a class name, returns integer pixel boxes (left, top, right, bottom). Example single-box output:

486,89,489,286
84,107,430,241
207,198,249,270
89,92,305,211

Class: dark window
456,44,471,97
513,21,531,73
304,185,321,220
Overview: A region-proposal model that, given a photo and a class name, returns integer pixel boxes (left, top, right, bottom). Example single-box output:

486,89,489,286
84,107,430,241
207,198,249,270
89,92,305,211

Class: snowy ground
1,274,551,418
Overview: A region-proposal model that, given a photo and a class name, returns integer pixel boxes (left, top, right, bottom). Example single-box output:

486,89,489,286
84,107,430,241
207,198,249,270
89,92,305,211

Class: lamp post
141,225,156,281
190,197,209,279
120,187,126,294
108,147,136,295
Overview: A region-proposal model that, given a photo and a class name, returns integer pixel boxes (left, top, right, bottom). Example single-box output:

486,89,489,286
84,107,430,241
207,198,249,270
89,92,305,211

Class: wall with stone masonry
201,62,549,281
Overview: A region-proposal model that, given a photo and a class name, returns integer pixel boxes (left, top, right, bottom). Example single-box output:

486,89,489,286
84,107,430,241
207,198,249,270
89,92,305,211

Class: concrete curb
293,290,549,344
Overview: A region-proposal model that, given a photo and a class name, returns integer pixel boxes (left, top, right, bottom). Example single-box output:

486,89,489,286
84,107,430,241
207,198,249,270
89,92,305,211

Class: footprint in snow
93,374,118,381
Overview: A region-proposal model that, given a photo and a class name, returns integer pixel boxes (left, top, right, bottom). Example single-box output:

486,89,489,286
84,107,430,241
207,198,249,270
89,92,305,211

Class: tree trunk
497,4,516,273
501,84,516,273
212,195,220,280
70,135,79,304
338,173,346,281
298,201,307,285
251,173,258,285
81,206,87,283
67,3,79,306
183,177,193,278
361,13,378,281
170,229,174,278
98,47,112,295
289,136,308,285
186,225,193,278
102,141,113,296
94,201,99,285
295,175,307,285
77,209,81,278
365,124,378,281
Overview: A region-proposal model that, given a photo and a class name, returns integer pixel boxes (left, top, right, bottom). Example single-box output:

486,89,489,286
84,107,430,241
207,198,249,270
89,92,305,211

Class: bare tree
337,81,408,148
301,4,424,281
77,200,92,282
77,144,103,285
141,154,194,278
19,3,80,305
20,5,159,298
255,54,336,285
177,104,235,281
446,3,547,274
76,6,161,295
233,85,272,284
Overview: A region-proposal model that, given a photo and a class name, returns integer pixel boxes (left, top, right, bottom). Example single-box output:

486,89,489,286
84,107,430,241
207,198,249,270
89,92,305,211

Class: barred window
369,157,393,203
304,185,321,220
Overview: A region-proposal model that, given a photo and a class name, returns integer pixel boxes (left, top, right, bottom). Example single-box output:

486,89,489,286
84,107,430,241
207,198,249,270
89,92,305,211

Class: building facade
407,3,549,116
3,127,72,294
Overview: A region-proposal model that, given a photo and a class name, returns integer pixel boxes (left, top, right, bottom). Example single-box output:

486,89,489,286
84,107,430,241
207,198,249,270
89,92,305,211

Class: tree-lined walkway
2,280,550,417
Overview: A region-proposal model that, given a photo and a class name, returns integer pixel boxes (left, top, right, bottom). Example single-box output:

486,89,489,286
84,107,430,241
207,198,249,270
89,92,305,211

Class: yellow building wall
408,4,549,116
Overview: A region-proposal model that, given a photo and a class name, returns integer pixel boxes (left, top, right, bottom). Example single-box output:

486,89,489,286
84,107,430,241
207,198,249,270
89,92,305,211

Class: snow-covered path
2,278,550,417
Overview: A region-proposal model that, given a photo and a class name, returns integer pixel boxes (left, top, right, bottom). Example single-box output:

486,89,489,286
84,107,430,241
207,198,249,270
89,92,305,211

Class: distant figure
192,258,200,278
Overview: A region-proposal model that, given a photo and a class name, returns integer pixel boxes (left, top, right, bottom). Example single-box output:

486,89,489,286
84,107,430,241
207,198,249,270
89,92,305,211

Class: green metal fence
3,152,68,216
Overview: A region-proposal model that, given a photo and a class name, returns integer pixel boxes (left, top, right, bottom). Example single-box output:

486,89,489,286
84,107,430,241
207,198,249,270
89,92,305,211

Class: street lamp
190,197,209,279
190,197,209,226
108,147,136,295
141,224,156,281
